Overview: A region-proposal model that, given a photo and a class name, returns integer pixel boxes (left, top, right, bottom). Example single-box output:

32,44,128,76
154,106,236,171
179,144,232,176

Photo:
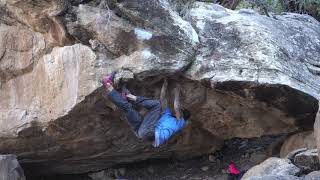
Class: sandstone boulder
0,155,25,180
89,168,126,180
305,171,320,180
248,175,301,180
0,0,71,46
0,0,320,176
294,149,320,172
280,131,316,158
286,148,308,161
184,2,320,99
65,1,199,77
242,157,300,180
89,170,114,180
314,102,320,162
184,2,320,138
249,153,268,164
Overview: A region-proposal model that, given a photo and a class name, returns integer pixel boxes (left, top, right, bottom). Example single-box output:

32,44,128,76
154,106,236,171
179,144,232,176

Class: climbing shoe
102,71,116,86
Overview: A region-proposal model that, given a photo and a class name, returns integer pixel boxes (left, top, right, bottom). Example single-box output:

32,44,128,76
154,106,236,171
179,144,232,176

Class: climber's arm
174,84,182,120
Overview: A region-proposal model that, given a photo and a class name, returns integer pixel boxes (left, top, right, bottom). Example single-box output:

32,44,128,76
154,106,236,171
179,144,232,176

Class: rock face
280,131,316,158
0,155,25,180
184,3,320,137
305,171,320,180
89,168,125,180
248,175,301,180
294,149,320,172
89,170,114,180
242,157,300,180
314,102,320,162
0,0,320,176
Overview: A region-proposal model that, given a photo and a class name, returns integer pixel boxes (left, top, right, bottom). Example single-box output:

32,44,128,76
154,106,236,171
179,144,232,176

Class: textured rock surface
184,2,320,98
0,155,25,180
1,44,98,137
280,131,316,158
294,149,319,172
248,175,301,180
0,0,72,46
183,2,320,137
305,171,320,180
314,103,320,162
242,157,300,180
0,0,320,175
89,170,114,180
286,148,308,162
89,168,125,180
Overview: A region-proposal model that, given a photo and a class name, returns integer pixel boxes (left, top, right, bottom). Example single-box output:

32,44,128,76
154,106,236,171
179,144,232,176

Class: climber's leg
125,92,161,140
137,100,162,141
132,79,168,140
103,73,143,132
108,89,142,132
134,96,161,110
121,85,160,110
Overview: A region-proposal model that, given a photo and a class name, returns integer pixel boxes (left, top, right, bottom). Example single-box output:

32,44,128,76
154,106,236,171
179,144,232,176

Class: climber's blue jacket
154,108,186,147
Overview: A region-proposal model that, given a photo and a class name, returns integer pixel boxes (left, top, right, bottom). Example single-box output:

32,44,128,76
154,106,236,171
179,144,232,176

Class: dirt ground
29,135,286,180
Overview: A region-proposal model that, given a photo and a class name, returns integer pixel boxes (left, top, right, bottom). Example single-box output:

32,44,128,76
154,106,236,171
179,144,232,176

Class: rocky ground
29,135,285,180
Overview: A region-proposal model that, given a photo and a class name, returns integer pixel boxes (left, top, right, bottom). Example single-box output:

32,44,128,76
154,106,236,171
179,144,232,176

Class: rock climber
227,162,245,180
102,72,191,147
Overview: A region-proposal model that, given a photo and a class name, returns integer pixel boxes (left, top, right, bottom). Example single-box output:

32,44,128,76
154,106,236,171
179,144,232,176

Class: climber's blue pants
108,90,161,141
